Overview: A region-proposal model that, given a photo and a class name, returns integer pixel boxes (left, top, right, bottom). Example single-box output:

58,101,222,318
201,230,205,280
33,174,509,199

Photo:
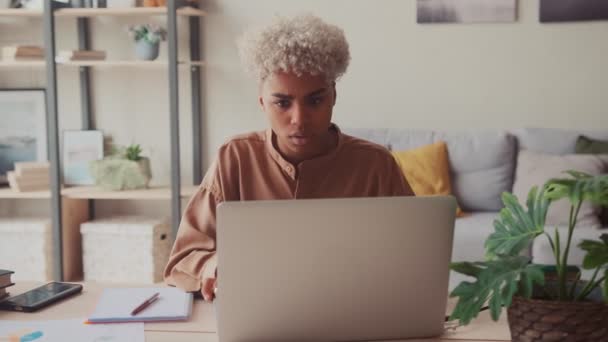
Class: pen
130,292,160,316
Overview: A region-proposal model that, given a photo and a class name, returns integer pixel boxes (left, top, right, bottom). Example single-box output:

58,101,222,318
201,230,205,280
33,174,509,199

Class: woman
164,14,413,301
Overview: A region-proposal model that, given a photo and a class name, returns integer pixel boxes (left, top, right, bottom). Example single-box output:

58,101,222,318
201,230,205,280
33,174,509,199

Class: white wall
1,0,607,214
202,0,608,166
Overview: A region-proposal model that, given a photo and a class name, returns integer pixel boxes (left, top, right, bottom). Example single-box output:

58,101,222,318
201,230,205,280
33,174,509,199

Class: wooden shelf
0,187,50,199
0,60,45,68
0,9,42,17
62,185,198,200
0,7,205,17
0,185,198,200
57,60,205,67
0,60,204,69
55,6,206,17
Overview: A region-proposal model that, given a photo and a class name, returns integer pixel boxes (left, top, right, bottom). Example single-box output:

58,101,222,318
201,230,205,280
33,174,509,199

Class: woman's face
259,72,336,164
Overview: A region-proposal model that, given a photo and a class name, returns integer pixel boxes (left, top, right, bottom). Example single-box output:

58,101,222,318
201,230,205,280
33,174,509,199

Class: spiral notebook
88,287,193,323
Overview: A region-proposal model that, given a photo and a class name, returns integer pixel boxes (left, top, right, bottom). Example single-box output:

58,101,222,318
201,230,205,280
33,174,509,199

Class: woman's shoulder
340,133,393,161
218,130,267,155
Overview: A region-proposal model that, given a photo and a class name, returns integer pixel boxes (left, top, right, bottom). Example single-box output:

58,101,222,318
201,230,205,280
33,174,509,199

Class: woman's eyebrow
306,88,327,97
271,93,293,99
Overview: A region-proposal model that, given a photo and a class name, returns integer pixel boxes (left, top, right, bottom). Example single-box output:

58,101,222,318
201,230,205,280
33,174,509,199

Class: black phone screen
0,282,82,311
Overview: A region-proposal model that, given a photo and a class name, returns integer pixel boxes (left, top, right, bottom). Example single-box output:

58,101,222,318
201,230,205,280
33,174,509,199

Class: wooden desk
0,282,510,342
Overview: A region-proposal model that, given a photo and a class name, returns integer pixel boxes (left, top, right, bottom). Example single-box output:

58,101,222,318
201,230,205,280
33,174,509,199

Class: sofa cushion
576,135,608,154
340,128,391,149
513,150,604,228
344,128,516,211
391,141,463,216
512,127,608,155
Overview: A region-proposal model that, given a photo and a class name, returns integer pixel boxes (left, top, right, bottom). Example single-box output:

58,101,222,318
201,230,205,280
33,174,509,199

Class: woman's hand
201,276,216,301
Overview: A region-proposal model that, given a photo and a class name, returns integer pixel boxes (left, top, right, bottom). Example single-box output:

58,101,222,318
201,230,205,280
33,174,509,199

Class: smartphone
0,282,83,312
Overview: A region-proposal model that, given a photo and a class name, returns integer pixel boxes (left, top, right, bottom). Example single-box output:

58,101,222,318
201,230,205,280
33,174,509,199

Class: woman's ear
259,96,265,111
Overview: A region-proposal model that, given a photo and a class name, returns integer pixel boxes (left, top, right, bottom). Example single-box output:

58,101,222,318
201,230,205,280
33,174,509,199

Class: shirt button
286,166,292,172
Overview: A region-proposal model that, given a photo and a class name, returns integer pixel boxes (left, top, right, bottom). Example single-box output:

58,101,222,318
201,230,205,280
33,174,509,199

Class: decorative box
0,218,53,281
80,216,171,283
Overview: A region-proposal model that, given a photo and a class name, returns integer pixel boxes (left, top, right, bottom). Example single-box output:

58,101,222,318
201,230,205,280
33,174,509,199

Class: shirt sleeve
163,162,223,292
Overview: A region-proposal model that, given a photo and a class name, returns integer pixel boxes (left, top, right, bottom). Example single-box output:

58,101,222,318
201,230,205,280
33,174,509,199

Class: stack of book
1,45,44,61
56,50,106,63
0,269,14,302
7,162,50,192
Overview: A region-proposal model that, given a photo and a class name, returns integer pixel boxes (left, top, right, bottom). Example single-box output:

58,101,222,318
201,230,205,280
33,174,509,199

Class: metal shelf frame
37,2,204,281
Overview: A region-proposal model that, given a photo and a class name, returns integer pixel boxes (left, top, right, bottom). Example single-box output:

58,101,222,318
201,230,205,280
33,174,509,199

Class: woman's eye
275,100,290,108
309,97,323,105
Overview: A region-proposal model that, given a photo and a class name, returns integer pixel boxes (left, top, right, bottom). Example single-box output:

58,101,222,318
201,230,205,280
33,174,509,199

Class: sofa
344,127,608,290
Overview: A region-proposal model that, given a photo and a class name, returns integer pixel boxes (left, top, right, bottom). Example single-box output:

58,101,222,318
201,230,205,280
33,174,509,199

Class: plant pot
507,296,608,341
90,157,151,191
134,40,159,61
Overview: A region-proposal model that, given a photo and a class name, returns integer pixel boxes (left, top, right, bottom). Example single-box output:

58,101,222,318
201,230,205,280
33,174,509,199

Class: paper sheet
0,319,144,342
89,287,192,323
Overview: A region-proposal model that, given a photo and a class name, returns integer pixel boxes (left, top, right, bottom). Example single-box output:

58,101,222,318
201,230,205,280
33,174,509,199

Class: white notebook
88,287,193,323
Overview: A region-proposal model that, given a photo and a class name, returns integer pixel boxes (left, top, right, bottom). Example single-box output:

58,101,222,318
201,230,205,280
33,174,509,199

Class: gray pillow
513,150,604,228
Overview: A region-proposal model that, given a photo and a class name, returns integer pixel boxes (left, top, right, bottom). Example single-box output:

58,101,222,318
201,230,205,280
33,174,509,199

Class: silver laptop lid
217,196,456,342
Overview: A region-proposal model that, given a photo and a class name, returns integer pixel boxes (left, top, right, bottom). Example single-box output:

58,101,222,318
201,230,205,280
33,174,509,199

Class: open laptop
216,196,456,342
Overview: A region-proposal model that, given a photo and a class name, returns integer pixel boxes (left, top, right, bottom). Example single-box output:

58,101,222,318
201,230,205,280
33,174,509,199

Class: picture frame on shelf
0,88,47,185
62,129,104,186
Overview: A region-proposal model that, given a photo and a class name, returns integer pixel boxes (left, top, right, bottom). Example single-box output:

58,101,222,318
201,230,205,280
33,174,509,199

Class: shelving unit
0,60,204,68
0,6,206,17
0,186,198,200
58,60,205,67
1,2,205,281
0,9,41,17
0,60,45,68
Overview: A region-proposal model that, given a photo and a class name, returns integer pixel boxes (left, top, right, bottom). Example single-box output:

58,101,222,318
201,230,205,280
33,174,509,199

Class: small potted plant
449,170,608,341
127,24,167,61
90,144,152,191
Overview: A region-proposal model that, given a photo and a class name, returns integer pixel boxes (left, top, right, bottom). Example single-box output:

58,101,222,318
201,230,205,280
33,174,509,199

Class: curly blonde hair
237,14,351,82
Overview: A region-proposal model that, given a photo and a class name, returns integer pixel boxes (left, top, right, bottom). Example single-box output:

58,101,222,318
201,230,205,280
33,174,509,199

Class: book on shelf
0,270,13,289
7,172,49,192
14,161,50,177
56,50,107,63
1,46,44,60
7,162,50,192
0,270,14,301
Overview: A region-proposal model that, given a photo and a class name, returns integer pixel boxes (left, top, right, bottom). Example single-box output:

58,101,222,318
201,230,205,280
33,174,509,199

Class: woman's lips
289,134,310,146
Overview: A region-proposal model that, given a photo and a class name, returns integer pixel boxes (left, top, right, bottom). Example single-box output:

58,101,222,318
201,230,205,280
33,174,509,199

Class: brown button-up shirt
164,125,414,291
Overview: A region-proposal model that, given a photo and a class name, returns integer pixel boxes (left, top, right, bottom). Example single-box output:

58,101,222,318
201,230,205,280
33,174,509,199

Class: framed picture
417,0,517,24
62,130,104,186
540,0,608,23
0,89,47,185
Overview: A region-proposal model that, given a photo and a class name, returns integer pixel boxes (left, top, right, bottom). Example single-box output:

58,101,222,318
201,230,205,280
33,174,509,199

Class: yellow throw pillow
392,141,464,217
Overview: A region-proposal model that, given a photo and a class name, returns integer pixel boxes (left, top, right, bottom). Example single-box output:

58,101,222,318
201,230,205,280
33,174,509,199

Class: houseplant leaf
545,172,608,207
449,256,544,325
485,187,548,259
604,268,608,303
579,234,608,270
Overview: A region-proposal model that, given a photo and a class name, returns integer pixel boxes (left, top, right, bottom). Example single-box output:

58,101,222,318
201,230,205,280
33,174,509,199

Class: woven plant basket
507,296,608,342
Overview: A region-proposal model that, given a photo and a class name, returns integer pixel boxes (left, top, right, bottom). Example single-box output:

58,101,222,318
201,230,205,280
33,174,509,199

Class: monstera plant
449,171,608,341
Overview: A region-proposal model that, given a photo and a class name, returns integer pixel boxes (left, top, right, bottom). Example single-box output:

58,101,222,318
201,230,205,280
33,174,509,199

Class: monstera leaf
579,234,608,270
544,171,608,207
449,256,545,325
485,186,549,259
